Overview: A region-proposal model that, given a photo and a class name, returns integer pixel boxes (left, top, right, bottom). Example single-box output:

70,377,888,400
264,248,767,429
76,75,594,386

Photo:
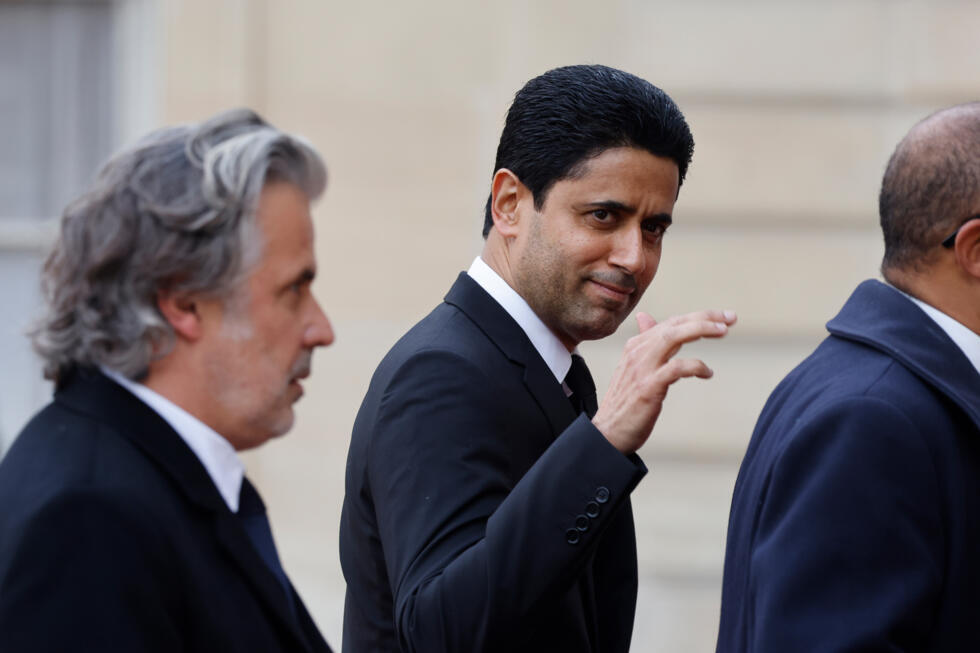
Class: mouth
289,367,311,397
290,354,312,381
588,279,635,303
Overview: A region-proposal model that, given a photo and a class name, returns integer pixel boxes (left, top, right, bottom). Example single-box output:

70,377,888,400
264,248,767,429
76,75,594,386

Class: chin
569,322,619,344
244,410,296,449
231,434,272,452
582,312,631,340
269,412,296,438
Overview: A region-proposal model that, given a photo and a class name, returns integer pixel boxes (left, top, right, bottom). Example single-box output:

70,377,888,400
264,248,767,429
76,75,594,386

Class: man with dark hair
340,64,737,652
717,103,980,652
481,65,696,238
0,109,335,652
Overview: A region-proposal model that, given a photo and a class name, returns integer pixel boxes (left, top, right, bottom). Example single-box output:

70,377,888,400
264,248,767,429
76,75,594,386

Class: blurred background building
1,0,977,649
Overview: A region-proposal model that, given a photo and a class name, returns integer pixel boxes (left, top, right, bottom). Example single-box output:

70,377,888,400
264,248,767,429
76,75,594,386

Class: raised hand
592,309,737,454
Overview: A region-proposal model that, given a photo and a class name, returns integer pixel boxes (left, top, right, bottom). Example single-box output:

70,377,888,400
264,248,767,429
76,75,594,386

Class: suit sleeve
0,489,182,652
367,349,646,652
748,397,943,652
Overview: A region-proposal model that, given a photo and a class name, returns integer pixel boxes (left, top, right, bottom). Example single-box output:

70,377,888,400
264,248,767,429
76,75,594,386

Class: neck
480,235,578,352
887,265,980,335
480,232,518,293
142,352,222,439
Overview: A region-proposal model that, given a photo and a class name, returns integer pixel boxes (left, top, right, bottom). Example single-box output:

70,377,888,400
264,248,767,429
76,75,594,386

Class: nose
608,226,646,276
304,297,335,348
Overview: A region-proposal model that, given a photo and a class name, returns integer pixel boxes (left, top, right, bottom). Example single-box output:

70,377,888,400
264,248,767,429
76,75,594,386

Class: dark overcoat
718,280,980,652
0,369,332,653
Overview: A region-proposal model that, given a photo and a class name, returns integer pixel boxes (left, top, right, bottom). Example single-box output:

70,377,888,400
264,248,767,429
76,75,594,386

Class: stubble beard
206,301,298,447
516,222,636,346
564,286,636,342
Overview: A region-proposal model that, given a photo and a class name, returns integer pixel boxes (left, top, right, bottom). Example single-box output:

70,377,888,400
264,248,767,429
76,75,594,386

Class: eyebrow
294,267,316,285
579,200,673,225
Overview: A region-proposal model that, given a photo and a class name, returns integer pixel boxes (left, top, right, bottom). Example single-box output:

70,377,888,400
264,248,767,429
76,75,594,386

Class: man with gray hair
0,109,335,652
717,103,980,651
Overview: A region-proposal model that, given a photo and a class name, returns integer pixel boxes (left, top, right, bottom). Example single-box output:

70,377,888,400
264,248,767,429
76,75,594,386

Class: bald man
717,103,980,652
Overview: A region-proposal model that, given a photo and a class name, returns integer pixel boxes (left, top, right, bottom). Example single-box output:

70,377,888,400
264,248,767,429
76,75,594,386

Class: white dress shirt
467,256,574,385
902,293,980,378
100,366,245,512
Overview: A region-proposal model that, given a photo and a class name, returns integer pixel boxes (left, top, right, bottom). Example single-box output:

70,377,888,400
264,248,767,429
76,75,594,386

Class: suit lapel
444,272,578,439
56,368,228,512
828,279,980,431
213,514,315,650
522,348,579,438
55,369,316,652
446,273,605,646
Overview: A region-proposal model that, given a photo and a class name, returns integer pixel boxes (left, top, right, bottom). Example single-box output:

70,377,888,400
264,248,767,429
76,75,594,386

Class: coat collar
444,272,578,437
827,279,980,430
54,368,322,651
466,257,573,382
55,368,227,512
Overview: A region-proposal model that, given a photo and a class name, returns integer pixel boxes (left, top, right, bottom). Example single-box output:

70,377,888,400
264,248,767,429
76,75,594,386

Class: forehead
545,147,680,208
251,181,315,275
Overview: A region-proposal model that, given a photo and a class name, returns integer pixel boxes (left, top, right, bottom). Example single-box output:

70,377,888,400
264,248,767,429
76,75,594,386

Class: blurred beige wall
133,0,980,648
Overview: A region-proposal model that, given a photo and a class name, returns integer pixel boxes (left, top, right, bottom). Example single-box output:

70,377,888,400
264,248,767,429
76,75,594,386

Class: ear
490,169,530,238
156,289,204,341
954,218,980,279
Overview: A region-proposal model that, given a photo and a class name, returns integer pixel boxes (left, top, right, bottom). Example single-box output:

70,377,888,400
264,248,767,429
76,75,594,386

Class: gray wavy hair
32,108,327,384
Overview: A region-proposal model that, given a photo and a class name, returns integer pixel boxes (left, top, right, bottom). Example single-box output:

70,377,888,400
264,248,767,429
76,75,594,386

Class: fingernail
724,310,736,322
714,322,728,332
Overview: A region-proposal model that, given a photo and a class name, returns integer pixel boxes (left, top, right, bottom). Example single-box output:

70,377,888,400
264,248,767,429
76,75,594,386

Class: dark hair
482,64,694,237
879,103,980,271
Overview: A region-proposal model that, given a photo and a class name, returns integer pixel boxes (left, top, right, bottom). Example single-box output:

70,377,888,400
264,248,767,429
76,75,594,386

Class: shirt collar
467,256,573,383
100,366,245,512
894,288,980,378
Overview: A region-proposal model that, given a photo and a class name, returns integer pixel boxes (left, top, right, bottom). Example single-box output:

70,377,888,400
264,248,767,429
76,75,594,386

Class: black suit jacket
717,280,980,652
0,368,332,653
340,273,647,652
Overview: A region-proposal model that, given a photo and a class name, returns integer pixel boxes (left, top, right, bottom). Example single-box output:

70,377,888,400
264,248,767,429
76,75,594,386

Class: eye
285,269,316,296
642,221,669,241
283,279,309,300
588,209,617,227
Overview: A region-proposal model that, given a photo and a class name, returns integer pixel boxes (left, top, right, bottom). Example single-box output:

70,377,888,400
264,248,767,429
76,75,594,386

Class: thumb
636,312,657,332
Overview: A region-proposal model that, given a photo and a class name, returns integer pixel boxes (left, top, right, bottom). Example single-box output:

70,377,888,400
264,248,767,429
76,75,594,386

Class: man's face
199,181,334,450
510,147,680,349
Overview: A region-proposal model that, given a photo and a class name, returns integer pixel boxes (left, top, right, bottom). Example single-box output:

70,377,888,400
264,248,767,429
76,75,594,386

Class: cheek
253,310,297,350
560,235,608,270
639,250,662,286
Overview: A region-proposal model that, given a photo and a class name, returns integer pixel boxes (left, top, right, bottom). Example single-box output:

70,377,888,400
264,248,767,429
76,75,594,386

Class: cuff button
595,486,610,504
585,501,600,518
565,528,581,545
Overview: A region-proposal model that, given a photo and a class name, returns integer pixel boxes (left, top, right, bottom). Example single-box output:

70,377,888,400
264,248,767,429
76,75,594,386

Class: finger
656,357,714,384
656,318,731,349
636,312,657,332
630,319,729,365
659,309,738,328
625,318,728,365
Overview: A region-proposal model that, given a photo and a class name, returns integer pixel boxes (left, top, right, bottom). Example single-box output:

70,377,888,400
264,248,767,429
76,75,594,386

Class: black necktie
566,354,598,418
237,477,297,620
